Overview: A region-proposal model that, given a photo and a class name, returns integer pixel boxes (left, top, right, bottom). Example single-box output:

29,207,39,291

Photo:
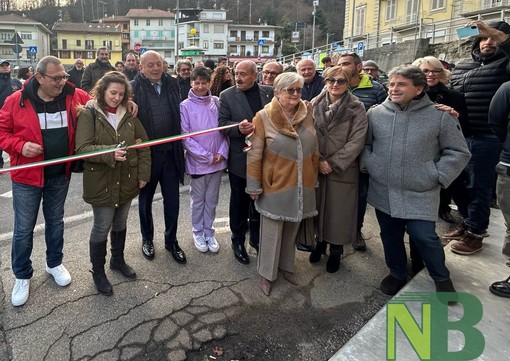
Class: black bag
295,217,316,252
70,107,96,173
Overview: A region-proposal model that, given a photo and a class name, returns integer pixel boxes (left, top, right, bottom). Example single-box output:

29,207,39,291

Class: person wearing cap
0,59,22,169
444,20,510,256
321,56,332,68
68,58,85,89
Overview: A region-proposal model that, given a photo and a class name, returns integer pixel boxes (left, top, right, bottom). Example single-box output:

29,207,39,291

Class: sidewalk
330,210,510,361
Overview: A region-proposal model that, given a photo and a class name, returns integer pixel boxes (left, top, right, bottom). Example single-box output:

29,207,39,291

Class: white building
227,24,279,64
126,7,175,62
0,14,51,66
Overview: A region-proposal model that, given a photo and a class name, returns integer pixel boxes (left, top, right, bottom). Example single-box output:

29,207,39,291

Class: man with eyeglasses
175,59,192,101
218,60,272,264
259,61,283,86
123,53,139,81
0,59,22,169
296,59,324,101
81,47,115,93
0,56,91,306
337,52,387,252
67,58,85,89
444,20,510,255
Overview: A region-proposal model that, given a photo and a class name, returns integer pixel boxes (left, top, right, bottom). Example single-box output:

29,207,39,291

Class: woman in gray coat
309,66,368,273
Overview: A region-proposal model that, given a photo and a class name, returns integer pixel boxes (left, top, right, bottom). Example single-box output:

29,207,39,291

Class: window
482,0,502,8
103,40,112,49
1,32,13,41
203,40,209,49
214,25,223,33
213,42,224,49
86,51,95,59
123,24,128,30
262,31,269,38
74,51,83,58
134,19,139,26
85,40,94,50
62,39,67,49
229,44,237,54
76,39,81,46
21,32,32,40
386,0,397,21
262,46,269,53
203,24,209,33
158,19,163,26
430,0,445,10
230,30,237,37
146,19,151,26
60,51,70,59
406,0,419,23
355,6,366,36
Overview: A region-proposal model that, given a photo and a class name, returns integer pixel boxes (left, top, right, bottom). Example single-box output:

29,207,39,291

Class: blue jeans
464,135,502,234
139,150,180,246
11,175,69,279
375,209,450,282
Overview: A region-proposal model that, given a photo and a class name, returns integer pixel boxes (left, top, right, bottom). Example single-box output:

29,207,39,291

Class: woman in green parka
76,71,151,296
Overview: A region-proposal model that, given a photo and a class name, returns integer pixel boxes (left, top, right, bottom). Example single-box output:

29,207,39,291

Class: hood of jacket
471,21,510,63
20,75,75,107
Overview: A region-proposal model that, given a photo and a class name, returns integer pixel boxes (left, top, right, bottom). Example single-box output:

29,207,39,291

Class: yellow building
344,0,510,50
52,22,123,67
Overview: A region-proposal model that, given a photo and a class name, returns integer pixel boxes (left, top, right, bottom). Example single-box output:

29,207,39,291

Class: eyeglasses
325,78,348,85
281,88,302,95
422,68,442,74
40,73,70,83
263,71,281,77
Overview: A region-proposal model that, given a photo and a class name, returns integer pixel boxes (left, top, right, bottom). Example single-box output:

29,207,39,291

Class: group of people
2,19,510,307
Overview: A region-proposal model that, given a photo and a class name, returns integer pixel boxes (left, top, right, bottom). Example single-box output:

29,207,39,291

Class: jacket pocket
406,160,438,192
83,163,109,200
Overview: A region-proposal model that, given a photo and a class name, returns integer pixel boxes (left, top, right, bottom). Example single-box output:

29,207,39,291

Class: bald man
296,59,324,101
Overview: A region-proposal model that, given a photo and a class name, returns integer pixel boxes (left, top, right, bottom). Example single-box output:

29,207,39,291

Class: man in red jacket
0,56,90,307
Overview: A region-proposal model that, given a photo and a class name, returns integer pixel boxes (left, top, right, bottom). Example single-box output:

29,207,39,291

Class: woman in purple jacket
180,67,229,253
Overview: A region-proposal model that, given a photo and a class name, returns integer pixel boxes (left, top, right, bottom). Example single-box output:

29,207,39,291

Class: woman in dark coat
210,66,234,96
76,71,151,296
309,66,368,273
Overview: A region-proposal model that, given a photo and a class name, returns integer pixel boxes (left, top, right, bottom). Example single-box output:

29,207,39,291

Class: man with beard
444,21,510,255
123,53,139,81
81,47,115,92
218,60,272,264
67,58,84,89
0,56,90,306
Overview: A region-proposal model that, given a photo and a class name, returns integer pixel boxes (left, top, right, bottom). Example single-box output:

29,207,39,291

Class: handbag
295,217,316,252
70,107,96,173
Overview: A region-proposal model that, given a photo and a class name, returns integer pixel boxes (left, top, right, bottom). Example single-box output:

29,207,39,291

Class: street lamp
312,0,318,55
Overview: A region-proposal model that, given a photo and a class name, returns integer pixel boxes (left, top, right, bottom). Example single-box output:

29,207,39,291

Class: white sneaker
46,264,72,287
206,235,220,253
12,279,30,307
193,233,208,252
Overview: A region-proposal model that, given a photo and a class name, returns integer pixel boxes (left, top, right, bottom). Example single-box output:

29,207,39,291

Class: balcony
141,36,166,41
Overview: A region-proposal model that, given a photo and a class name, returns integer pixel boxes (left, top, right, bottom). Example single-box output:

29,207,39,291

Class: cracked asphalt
0,174,455,360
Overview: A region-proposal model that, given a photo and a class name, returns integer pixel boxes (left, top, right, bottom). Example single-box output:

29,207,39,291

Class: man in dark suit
219,60,272,264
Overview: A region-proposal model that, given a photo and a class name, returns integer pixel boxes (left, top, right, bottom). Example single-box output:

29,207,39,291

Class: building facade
100,15,131,55
343,0,510,51
0,14,51,67
227,24,278,64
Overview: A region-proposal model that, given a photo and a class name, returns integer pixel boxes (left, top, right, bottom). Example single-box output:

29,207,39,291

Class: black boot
90,241,113,296
326,245,343,273
309,241,327,263
109,229,136,279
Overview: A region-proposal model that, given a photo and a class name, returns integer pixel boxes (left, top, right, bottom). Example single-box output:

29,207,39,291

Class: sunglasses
325,78,348,85
422,69,442,74
281,88,302,95
40,73,70,83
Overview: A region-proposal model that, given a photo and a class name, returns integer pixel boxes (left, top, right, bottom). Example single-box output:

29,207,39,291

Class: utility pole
249,0,252,25
312,1,318,56
175,0,180,66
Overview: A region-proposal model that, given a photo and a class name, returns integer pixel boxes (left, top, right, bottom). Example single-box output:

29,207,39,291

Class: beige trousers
257,215,300,281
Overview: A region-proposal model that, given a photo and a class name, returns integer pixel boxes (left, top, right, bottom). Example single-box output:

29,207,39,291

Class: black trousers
228,172,260,246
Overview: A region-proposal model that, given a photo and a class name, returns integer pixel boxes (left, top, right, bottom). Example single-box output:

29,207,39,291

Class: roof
0,14,52,34
229,24,281,29
52,22,122,33
126,8,175,18
100,15,130,23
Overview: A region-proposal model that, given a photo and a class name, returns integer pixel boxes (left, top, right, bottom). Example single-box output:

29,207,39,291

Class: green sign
386,292,485,360
182,51,200,55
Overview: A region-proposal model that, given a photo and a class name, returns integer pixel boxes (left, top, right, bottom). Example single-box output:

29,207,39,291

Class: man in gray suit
219,60,273,264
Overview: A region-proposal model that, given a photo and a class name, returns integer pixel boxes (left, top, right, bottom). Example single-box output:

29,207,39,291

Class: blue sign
140,47,148,55
357,41,364,52
28,46,37,54
258,39,265,46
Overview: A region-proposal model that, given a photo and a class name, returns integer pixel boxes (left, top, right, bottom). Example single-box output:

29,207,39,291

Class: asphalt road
0,169,454,360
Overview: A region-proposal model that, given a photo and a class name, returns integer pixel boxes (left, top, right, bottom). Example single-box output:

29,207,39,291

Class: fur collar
263,97,308,139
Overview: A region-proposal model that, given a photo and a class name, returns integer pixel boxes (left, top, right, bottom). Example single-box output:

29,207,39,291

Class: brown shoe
442,223,467,240
282,271,297,285
258,276,272,296
450,231,483,255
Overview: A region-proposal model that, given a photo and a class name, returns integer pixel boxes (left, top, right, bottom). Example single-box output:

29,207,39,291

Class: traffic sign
357,41,364,57
258,39,265,46
139,47,147,55
12,44,22,54
133,43,142,52
11,32,24,45
28,46,37,54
